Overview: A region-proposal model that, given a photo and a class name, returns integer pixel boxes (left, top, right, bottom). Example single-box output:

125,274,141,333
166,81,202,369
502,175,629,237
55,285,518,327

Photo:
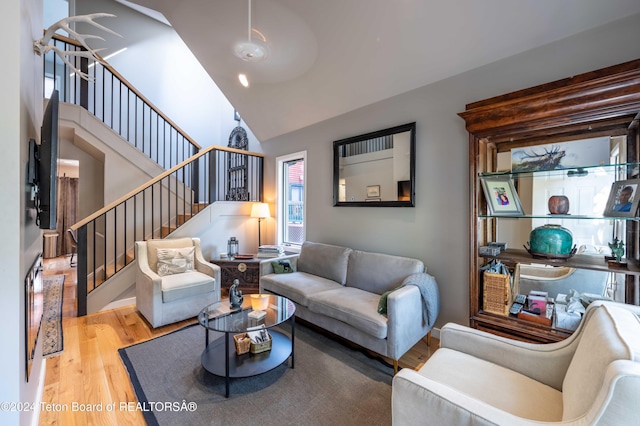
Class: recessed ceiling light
238,73,249,87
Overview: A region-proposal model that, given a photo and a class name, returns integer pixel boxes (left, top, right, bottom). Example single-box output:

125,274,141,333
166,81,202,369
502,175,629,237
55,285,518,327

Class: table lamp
250,203,270,247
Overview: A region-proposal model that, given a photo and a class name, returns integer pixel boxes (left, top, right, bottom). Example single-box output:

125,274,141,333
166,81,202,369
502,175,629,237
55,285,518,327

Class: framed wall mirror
333,122,416,207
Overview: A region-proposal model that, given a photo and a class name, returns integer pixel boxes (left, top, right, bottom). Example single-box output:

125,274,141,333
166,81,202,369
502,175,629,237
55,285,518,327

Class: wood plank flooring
39,256,437,425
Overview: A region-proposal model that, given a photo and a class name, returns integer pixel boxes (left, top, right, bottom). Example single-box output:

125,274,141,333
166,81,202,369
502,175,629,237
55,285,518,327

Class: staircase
47,35,264,315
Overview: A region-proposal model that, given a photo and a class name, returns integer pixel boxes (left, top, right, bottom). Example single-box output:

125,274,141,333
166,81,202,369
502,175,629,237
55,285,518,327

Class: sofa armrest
439,323,577,390
386,285,429,360
194,254,221,294
259,254,299,276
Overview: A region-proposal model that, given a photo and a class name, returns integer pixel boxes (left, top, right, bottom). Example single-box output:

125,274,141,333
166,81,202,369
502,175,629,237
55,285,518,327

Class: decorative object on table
480,175,525,216
233,333,251,355
603,179,640,217
227,237,239,258
479,246,501,256
250,294,270,311
250,203,271,247
232,254,254,260
246,324,272,354
480,259,519,316
524,224,577,259
548,195,570,214
257,244,285,258
607,238,627,267
229,279,244,309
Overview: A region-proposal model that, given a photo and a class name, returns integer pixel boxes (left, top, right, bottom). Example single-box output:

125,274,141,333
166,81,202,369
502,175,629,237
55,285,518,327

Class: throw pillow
271,259,294,274
156,247,195,277
377,286,403,315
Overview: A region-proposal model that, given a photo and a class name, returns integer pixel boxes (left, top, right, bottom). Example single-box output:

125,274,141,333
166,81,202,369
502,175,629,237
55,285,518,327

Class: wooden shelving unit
460,58,640,343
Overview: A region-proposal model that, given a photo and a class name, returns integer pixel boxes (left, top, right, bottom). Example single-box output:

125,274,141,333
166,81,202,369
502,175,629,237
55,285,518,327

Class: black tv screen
37,90,59,230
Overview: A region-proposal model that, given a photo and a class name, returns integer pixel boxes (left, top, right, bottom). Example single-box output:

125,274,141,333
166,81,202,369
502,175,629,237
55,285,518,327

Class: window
276,151,306,249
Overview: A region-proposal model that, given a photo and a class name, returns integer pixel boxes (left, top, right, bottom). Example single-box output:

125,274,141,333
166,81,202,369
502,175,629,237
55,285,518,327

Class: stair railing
45,34,200,170
70,145,264,316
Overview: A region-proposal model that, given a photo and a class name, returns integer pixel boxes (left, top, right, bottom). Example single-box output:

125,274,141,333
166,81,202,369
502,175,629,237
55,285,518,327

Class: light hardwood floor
39,256,437,425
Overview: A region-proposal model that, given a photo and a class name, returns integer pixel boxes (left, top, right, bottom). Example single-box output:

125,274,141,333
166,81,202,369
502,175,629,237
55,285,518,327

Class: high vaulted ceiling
129,0,640,141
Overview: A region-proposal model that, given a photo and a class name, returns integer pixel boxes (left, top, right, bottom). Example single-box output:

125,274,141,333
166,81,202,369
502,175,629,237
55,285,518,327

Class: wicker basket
483,264,519,316
250,331,272,354
233,333,251,355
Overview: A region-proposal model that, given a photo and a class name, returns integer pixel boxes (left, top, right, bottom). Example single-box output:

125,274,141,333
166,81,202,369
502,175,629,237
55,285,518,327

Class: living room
4,1,640,425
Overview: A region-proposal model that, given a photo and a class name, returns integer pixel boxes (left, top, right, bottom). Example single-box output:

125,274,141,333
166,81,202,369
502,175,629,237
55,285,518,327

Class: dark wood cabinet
460,58,640,343
211,258,262,296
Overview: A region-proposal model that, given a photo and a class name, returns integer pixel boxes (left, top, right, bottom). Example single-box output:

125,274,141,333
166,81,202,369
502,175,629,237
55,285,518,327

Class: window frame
276,151,307,252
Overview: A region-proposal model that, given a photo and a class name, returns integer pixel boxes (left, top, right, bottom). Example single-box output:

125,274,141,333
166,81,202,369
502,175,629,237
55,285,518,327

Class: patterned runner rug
42,274,65,357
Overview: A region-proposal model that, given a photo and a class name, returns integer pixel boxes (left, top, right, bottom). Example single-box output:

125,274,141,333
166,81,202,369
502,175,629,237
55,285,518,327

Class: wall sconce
250,203,270,247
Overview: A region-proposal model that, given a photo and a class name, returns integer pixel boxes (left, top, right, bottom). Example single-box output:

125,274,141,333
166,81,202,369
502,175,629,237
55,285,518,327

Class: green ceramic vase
529,224,573,256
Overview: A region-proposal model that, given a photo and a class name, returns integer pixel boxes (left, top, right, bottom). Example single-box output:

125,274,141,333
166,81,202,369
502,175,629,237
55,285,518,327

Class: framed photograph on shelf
480,176,525,216
366,185,380,198
603,179,640,217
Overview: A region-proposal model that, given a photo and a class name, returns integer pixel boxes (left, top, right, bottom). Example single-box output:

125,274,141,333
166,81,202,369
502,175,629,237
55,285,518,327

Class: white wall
76,0,263,153
260,13,640,328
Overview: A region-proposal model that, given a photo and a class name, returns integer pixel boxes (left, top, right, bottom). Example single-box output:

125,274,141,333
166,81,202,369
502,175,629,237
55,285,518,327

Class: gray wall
260,13,640,328
1,0,46,425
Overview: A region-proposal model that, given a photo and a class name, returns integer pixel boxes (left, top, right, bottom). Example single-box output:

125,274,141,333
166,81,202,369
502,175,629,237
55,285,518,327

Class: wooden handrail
52,34,202,150
70,144,264,231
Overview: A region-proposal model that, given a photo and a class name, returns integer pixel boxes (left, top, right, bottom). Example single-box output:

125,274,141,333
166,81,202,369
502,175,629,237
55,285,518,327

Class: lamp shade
250,203,270,218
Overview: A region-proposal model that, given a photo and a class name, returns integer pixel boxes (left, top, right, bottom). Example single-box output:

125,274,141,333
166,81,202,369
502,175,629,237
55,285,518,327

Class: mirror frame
333,122,416,207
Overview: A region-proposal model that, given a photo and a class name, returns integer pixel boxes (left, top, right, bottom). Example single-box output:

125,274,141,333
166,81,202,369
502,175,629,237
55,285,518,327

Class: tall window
277,151,306,249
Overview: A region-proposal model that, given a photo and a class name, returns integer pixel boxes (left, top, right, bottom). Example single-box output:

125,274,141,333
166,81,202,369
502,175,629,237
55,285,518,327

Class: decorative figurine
608,238,625,262
229,279,243,309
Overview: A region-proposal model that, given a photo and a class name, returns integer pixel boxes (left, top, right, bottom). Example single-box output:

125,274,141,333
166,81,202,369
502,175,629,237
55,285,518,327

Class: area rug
119,323,393,426
42,274,65,357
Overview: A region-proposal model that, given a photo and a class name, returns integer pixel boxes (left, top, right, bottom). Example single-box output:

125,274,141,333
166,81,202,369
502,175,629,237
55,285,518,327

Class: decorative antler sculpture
34,13,121,81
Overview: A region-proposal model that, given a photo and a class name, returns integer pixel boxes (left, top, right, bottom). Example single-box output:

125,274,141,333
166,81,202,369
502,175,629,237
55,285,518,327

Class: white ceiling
129,0,640,141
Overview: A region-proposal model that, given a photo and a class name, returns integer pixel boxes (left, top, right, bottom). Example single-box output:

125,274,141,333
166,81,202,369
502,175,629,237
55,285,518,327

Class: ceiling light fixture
233,0,267,62
238,73,249,87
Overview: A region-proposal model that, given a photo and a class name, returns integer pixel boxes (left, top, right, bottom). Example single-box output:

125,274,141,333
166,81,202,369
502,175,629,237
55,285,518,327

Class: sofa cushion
161,271,216,303
346,250,424,294
145,238,194,273
297,242,352,285
562,304,640,421
419,348,563,422
261,272,342,306
307,287,388,339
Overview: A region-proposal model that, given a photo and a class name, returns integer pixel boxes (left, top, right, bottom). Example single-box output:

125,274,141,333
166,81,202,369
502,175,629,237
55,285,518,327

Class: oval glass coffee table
198,295,296,397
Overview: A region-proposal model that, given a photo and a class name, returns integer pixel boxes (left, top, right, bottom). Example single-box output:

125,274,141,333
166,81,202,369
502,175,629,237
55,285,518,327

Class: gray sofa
259,241,439,372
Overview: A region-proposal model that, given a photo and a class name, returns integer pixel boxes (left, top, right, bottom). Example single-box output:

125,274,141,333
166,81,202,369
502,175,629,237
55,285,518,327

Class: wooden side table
211,257,262,296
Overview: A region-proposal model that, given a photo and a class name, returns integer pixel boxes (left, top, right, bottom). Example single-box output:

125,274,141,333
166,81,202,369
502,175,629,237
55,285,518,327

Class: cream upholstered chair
392,301,640,425
135,237,221,328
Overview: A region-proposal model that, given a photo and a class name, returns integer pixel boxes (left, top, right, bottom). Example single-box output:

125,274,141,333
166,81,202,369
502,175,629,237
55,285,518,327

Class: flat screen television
36,89,59,229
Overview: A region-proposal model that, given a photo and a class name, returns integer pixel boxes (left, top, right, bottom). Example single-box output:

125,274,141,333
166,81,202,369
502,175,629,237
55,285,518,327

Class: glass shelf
479,162,640,179
478,214,640,221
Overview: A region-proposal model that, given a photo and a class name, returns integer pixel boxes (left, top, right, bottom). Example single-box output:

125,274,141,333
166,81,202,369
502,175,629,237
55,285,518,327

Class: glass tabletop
198,295,295,333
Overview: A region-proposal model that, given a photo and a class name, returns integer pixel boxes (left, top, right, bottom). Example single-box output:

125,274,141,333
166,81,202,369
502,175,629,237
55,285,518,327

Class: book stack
257,245,285,258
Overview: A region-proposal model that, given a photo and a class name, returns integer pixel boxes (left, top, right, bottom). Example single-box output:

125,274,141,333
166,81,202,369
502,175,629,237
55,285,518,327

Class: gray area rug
119,323,393,426
42,274,65,357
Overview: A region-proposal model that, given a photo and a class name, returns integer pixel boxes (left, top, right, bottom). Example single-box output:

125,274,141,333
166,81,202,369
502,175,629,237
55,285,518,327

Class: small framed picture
366,185,380,198
480,176,525,216
604,179,640,217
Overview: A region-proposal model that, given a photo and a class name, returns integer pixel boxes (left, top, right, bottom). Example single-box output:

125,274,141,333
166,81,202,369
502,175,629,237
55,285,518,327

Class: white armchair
135,237,221,328
392,301,640,425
